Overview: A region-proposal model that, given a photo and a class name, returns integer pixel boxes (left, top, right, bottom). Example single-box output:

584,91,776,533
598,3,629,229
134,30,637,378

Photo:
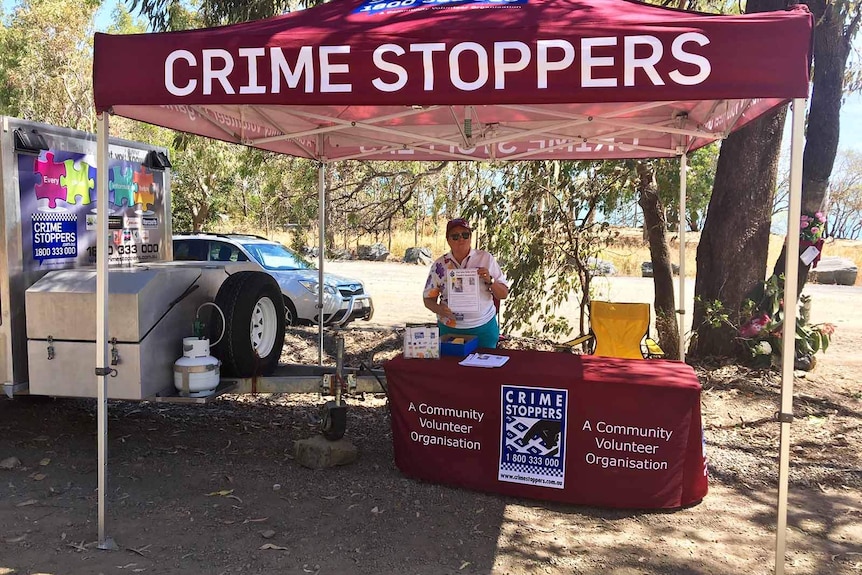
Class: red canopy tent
94,0,811,162
92,0,813,572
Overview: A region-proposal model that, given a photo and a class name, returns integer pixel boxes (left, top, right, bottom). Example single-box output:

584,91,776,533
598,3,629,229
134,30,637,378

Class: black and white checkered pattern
32,211,77,222
500,462,564,477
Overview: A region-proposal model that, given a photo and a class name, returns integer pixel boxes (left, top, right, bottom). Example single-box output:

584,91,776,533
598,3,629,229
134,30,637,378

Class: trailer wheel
320,400,347,441
211,271,286,377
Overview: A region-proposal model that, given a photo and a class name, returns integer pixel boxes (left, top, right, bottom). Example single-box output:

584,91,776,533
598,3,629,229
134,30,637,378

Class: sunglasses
448,232,472,240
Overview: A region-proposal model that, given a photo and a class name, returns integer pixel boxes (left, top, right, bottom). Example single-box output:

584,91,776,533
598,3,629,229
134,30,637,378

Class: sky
836,93,862,152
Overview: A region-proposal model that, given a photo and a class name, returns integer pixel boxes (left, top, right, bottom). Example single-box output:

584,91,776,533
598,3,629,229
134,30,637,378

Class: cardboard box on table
404,323,440,359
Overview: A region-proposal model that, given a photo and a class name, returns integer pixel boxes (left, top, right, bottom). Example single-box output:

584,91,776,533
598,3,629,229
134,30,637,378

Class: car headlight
298,280,337,295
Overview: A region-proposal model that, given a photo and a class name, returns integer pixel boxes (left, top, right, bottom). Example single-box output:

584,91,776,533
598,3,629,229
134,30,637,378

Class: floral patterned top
423,248,509,329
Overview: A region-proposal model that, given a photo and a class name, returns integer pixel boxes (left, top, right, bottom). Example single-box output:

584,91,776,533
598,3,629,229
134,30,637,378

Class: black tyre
211,271,286,377
320,400,347,441
283,296,299,327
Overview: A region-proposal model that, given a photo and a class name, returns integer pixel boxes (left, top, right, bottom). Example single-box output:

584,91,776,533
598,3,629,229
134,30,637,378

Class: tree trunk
324,176,335,251
636,161,679,360
689,107,786,358
770,0,857,296
687,0,790,359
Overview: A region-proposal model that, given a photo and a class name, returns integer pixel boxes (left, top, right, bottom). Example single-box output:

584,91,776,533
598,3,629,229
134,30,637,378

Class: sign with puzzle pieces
18,144,167,272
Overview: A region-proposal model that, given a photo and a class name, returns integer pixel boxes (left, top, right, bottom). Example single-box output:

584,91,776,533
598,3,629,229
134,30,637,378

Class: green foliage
324,160,448,249
0,0,99,128
127,0,302,30
655,145,717,232
702,275,836,369
461,161,627,339
170,135,240,232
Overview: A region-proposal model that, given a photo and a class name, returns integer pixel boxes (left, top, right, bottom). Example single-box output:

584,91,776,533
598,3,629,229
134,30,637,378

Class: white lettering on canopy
669,32,711,85
165,50,197,96
163,33,712,97
373,44,408,92
537,39,575,89
202,49,235,95
495,41,530,89
271,46,314,93
581,37,617,88
624,36,665,87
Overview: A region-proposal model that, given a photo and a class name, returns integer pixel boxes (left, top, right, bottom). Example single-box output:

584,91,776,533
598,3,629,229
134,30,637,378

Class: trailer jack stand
318,334,356,441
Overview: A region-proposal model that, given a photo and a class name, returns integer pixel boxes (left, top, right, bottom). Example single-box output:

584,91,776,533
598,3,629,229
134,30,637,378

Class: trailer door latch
95,367,117,377
47,336,54,360
110,338,120,366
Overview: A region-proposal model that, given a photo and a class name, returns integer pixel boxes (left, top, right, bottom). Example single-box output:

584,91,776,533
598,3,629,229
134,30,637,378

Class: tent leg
317,151,326,366
678,153,687,362
774,97,805,575
95,113,116,551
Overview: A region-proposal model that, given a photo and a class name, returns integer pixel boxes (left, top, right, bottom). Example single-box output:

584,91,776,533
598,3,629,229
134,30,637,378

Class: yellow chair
564,301,665,360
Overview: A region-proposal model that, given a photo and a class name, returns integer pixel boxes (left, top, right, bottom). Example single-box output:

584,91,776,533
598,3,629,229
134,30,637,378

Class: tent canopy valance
93,0,813,162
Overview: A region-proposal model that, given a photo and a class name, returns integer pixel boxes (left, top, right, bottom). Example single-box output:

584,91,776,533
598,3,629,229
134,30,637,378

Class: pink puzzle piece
34,152,67,209
133,167,156,210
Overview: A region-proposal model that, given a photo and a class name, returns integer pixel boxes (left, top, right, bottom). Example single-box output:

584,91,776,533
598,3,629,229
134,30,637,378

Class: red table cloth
384,349,708,509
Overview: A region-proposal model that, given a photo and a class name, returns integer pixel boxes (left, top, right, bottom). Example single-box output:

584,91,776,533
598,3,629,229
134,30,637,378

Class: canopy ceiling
93,0,813,161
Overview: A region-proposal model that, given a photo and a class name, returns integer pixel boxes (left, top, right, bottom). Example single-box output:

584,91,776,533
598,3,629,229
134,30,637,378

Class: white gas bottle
173,337,220,397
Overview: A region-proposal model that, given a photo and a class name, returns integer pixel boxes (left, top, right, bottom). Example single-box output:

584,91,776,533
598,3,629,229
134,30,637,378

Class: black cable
358,360,388,397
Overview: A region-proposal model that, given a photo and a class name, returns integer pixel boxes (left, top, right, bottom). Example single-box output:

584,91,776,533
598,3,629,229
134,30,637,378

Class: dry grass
256,225,862,285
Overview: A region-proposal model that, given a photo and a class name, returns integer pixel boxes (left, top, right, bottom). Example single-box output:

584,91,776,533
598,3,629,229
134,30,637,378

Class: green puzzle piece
109,165,137,207
60,159,95,205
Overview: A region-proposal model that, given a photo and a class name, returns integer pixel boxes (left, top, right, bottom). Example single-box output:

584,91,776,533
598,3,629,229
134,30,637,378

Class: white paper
459,353,510,368
800,245,820,266
447,268,480,312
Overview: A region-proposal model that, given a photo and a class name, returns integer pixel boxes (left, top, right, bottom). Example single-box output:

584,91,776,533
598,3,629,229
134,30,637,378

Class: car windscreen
241,242,312,271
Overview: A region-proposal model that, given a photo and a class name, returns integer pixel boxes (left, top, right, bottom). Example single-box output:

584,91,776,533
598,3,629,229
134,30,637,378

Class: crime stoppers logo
498,385,567,489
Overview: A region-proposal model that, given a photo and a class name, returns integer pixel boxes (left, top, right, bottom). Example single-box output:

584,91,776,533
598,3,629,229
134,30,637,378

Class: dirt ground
1,261,860,575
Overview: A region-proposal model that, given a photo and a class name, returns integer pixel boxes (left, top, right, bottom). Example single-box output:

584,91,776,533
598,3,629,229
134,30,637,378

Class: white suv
173,233,374,327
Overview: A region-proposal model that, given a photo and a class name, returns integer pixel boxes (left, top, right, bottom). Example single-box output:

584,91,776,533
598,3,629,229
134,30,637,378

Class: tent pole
317,135,326,366
774,97,805,575
678,153,687,362
95,112,115,550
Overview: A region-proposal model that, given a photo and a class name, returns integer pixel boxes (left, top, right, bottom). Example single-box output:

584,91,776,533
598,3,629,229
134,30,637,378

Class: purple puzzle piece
34,152,67,209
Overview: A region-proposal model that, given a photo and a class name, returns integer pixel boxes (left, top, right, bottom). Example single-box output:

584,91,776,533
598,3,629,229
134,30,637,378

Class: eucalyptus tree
170,134,242,232
325,160,447,251
689,0,862,360
821,149,862,239
0,0,99,129
462,161,625,341
654,144,718,233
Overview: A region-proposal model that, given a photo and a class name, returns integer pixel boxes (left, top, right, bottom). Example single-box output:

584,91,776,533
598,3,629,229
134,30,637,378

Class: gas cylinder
173,337,220,397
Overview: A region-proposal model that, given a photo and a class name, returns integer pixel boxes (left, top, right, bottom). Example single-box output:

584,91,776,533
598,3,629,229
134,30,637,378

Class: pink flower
810,227,820,236
815,212,826,222
740,313,770,337
818,323,836,336
801,220,809,229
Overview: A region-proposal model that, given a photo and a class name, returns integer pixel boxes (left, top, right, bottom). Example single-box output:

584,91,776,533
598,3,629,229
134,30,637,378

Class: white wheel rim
250,296,278,358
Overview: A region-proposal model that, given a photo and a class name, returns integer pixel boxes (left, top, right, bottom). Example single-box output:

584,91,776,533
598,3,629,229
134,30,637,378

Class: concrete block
294,435,359,469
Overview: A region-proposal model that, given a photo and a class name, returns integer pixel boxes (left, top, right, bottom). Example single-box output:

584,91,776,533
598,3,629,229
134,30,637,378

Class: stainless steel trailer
1,117,384,403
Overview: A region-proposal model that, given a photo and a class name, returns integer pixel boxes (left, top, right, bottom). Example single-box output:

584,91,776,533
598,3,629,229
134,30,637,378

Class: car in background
172,233,373,327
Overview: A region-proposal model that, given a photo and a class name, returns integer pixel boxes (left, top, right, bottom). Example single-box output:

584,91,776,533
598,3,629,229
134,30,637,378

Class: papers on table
459,353,510,368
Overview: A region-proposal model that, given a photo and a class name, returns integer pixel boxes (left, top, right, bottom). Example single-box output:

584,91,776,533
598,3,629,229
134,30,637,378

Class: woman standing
422,218,510,348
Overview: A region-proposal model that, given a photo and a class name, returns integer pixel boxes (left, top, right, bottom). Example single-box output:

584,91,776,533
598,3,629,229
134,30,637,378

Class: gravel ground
0,263,860,575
